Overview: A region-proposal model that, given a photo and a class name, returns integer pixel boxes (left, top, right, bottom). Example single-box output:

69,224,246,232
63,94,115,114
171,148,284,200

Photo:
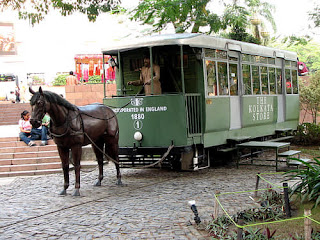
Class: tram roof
102,33,297,61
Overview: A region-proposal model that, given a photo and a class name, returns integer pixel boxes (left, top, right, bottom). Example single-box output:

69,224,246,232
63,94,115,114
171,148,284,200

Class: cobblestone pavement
0,163,286,240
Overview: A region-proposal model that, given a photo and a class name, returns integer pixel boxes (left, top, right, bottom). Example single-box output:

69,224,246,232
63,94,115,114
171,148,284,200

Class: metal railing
185,93,202,136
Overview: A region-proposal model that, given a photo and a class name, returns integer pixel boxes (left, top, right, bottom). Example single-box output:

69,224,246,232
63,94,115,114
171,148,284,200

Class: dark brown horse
29,87,122,196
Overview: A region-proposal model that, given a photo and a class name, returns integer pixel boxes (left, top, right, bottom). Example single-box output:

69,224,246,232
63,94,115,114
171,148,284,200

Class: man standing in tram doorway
128,56,161,95
66,71,79,85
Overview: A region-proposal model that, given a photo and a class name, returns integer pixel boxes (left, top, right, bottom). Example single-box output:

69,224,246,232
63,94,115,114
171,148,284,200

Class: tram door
229,52,241,130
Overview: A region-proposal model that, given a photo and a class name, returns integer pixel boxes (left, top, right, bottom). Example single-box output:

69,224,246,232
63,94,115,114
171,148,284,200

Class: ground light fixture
188,200,201,224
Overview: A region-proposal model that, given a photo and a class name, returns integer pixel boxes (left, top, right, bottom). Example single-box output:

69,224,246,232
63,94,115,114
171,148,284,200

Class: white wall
0,5,149,84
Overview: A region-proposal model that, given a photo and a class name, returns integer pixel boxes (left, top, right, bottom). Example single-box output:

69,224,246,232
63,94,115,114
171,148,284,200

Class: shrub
52,74,68,86
87,75,101,84
284,158,320,209
293,123,320,145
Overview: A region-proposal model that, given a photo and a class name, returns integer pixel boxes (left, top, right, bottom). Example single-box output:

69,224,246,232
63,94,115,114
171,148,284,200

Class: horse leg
71,145,82,196
91,140,104,186
107,140,122,185
57,147,70,196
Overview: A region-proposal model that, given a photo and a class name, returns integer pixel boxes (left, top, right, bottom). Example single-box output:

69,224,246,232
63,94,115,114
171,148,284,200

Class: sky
267,0,319,39
0,0,319,81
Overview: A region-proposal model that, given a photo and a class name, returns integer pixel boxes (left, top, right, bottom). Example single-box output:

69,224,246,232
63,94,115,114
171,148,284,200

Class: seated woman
19,110,49,147
19,110,36,147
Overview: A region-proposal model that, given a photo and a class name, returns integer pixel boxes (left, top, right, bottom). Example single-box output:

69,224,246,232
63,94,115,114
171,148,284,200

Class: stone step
0,136,19,142
0,162,62,172
0,161,97,177
0,169,62,178
0,144,57,153
0,156,61,166
0,150,59,160
0,139,55,147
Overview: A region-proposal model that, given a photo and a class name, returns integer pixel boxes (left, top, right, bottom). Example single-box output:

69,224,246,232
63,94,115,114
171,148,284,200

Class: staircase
0,103,31,126
0,137,62,177
0,102,99,177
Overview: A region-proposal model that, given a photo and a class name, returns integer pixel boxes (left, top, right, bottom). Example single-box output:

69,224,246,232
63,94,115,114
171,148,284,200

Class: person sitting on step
18,110,49,147
19,110,36,147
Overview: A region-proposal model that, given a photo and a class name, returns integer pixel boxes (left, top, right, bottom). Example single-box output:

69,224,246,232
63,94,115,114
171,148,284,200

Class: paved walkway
0,163,284,239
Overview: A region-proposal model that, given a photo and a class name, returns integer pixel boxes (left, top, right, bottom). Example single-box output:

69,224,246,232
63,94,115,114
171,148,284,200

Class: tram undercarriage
118,145,209,171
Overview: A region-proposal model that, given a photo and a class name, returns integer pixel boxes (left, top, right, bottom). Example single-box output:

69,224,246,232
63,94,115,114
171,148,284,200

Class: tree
309,4,320,28
272,39,320,73
131,0,276,45
299,72,320,124
130,0,224,34
222,2,260,43
0,0,121,25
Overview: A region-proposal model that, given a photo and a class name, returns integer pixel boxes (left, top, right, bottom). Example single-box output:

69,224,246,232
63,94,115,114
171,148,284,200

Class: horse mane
30,90,77,111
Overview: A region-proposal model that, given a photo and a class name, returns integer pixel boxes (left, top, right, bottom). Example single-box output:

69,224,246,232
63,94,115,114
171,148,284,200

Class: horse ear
39,86,43,95
29,87,36,95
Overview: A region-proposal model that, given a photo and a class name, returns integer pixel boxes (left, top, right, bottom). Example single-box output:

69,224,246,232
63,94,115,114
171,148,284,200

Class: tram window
206,60,217,96
268,58,275,65
253,56,259,63
252,66,260,95
285,60,291,68
217,62,228,95
292,69,298,94
242,64,251,95
229,63,238,95
285,69,292,94
205,49,216,58
276,68,282,94
216,50,227,59
242,54,251,62
260,57,268,64
261,66,268,94
269,68,276,94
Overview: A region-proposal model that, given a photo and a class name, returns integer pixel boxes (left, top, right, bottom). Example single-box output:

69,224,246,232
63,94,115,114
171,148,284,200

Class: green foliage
88,75,101,84
207,187,285,239
293,123,320,145
299,72,320,123
309,5,320,27
227,25,261,44
0,0,122,25
130,0,224,34
31,75,45,86
52,74,68,86
281,35,311,47
272,40,320,73
284,158,320,209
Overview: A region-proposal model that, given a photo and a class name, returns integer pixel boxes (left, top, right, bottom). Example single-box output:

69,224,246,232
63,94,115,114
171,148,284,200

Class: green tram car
102,33,299,170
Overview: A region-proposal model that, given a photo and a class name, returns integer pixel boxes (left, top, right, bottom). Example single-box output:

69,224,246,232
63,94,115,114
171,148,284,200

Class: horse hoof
59,190,67,196
94,180,101,186
116,180,123,186
72,189,80,196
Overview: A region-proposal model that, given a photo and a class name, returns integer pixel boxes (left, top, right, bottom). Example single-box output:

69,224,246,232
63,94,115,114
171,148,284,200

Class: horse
29,87,122,196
